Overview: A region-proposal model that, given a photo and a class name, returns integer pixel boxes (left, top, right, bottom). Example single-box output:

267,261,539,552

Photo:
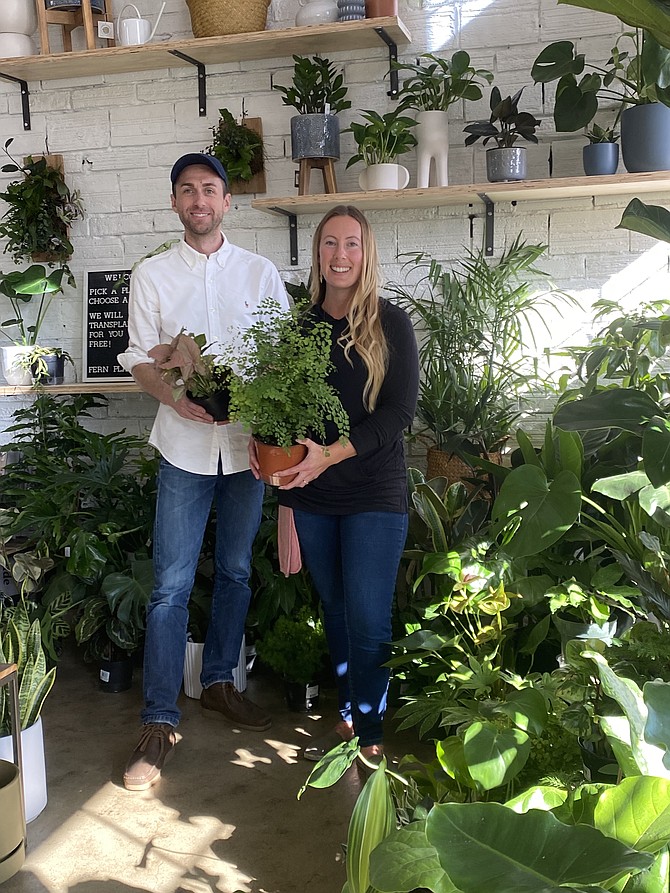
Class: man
118,153,289,791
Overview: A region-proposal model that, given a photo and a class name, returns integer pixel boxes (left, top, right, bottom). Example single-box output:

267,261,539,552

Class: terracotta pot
365,0,397,17
254,440,307,486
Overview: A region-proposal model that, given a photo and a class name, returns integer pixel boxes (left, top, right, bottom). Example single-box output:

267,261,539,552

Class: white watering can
116,1,166,46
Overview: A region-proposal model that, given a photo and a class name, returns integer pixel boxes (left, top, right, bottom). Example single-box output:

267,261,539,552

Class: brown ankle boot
200,682,271,731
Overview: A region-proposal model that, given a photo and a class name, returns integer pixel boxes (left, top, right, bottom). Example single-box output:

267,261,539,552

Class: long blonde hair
310,206,388,411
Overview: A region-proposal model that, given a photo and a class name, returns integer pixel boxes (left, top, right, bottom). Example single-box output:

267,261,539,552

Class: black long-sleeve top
279,298,419,515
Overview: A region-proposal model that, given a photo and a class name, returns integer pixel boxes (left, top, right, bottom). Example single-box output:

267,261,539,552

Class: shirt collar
177,235,231,269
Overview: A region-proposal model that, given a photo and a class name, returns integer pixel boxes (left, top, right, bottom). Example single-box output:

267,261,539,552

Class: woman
251,205,418,762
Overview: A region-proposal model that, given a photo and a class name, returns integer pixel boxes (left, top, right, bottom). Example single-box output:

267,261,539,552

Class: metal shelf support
168,50,207,117
0,73,31,131
374,27,399,98
270,208,299,265
478,193,494,256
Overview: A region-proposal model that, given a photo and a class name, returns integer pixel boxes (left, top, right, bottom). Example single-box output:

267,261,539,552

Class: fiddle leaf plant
395,50,494,112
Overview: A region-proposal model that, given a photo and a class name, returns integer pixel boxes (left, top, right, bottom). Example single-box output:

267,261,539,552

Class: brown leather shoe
200,682,272,731
123,723,176,791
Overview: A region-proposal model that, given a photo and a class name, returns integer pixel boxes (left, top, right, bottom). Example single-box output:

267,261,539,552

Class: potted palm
345,108,418,190
273,54,351,162
225,300,349,485
531,29,670,173
387,236,569,482
394,51,494,187
149,330,233,422
464,86,541,181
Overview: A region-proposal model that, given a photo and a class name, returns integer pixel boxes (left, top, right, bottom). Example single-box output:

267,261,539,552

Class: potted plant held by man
225,300,350,485
464,86,541,181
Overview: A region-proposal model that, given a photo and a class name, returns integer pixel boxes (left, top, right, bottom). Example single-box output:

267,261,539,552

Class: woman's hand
276,437,333,489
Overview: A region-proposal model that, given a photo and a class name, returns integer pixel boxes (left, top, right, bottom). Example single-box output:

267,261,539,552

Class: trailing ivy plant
0,138,83,275
206,107,264,183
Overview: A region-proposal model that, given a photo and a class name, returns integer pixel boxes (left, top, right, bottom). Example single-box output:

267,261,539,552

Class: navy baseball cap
170,153,229,189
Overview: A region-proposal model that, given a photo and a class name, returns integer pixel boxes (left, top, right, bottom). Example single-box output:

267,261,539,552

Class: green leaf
618,198,670,243
555,389,660,433
643,416,670,487
557,0,670,51
463,722,530,790
644,681,670,771
298,739,359,797
426,801,653,891
370,823,458,893
595,776,670,854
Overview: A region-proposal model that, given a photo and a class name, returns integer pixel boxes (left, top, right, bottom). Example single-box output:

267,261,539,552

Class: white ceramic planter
183,637,247,698
0,717,47,823
0,346,32,386
359,163,410,190
415,110,449,187
0,2,37,35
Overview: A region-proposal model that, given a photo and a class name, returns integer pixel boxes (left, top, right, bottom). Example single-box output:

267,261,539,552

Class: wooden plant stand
35,0,115,54
297,158,337,196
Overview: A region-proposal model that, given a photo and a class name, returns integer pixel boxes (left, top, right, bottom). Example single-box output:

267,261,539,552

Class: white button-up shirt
118,236,289,476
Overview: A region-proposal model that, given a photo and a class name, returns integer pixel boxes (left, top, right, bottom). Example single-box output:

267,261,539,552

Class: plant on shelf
394,51,494,113
0,138,83,273
273,55,351,162
464,86,541,149
0,265,68,348
344,108,418,167
586,121,620,143
256,606,327,685
225,299,349,450
206,106,265,184
273,54,350,116
531,29,670,133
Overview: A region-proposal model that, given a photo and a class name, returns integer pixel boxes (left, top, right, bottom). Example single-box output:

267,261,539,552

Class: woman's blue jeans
292,510,408,747
141,458,263,727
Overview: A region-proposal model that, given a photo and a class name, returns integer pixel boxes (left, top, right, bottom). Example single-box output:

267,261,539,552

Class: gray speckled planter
486,146,526,182
290,114,340,161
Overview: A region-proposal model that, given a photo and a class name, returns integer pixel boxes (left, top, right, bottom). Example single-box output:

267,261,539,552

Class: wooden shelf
252,170,670,262
0,382,141,396
0,17,410,81
251,170,670,217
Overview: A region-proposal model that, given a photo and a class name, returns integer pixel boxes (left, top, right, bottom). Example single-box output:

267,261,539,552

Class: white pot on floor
183,637,247,698
0,717,47,823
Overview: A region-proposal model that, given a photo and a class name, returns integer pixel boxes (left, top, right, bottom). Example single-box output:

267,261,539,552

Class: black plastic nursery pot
284,680,320,713
99,654,134,693
31,354,65,385
186,389,230,422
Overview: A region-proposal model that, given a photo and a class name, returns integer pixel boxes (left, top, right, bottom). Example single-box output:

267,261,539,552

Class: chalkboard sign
83,269,132,381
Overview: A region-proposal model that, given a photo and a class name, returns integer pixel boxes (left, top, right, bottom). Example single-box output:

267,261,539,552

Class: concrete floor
3,644,379,893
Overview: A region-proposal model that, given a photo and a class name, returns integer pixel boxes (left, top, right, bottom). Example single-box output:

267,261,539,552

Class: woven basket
186,0,271,37
426,447,503,486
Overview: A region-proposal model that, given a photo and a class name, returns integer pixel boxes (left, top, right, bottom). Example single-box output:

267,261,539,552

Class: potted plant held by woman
464,86,541,182
394,51,494,187
345,108,418,190
225,299,350,485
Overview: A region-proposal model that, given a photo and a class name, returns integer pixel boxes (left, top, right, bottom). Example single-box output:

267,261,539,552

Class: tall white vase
415,110,450,188
0,1,38,57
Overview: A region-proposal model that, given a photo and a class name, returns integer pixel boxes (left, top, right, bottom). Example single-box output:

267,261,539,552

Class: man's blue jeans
292,510,408,747
141,458,263,727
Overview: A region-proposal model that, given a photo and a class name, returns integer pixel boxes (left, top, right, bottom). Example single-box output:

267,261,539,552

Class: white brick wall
0,0,669,442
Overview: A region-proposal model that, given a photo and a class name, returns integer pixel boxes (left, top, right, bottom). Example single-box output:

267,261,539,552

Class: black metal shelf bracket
271,208,299,265
374,27,399,98
0,73,31,131
477,193,494,256
168,50,207,117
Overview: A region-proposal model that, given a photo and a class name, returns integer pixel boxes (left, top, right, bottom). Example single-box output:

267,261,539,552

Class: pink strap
278,505,302,576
